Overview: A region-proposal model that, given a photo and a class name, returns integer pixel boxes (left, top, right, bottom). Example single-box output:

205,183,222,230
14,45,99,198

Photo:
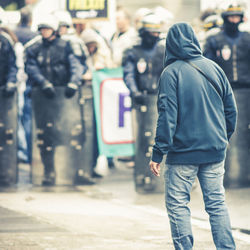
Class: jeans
165,161,235,250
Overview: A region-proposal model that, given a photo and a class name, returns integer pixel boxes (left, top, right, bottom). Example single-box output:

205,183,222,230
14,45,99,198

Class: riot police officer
122,14,165,192
53,11,99,184
204,4,250,187
25,14,83,186
0,28,18,186
25,15,83,98
204,4,249,87
53,10,88,70
123,14,164,103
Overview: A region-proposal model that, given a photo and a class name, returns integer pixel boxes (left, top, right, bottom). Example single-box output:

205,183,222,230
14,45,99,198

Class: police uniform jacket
0,32,17,86
25,36,83,88
122,41,165,94
203,31,250,88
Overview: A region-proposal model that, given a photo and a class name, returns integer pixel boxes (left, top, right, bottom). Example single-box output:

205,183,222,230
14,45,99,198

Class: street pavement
0,161,249,250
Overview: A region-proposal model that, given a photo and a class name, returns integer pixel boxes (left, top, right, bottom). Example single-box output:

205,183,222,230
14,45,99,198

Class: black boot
42,171,56,186
41,147,56,186
75,169,96,185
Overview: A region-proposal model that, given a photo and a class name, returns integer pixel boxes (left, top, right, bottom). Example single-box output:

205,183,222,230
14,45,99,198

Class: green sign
92,68,135,157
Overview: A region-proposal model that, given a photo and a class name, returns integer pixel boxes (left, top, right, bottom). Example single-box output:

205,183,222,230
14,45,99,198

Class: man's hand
149,160,161,177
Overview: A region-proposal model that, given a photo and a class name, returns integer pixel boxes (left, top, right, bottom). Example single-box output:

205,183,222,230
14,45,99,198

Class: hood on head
164,22,202,67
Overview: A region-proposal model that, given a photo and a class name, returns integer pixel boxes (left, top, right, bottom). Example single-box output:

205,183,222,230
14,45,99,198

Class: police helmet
221,4,244,19
134,8,152,30
139,14,162,34
203,14,223,31
37,14,59,31
53,10,72,28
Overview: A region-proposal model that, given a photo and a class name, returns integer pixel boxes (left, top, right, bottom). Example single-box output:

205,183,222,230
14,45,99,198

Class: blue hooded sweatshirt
152,23,237,165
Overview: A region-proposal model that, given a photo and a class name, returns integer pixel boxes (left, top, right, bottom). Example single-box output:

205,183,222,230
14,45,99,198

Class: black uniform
204,31,250,88
122,42,164,97
0,32,17,88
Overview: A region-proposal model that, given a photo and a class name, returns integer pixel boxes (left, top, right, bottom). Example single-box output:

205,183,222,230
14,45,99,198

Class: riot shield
0,87,18,186
77,83,95,181
224,88,250,188
31,86,86,186
133,94,164,193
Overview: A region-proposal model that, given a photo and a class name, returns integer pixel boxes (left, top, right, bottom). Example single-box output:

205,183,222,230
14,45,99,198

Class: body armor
206,32,250,87
26,37,73,86
127,44,164,94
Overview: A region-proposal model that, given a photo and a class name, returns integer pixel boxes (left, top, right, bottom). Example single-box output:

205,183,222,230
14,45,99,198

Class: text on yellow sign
69,0,105,10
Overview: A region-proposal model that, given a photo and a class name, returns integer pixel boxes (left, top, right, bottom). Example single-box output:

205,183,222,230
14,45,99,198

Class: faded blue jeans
165,161,235,250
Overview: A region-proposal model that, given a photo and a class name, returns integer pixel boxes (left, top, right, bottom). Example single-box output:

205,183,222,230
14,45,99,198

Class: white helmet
37,14,59,31
139,14,162,33
203,14,223,31
53,10,72,28
134,8,152,30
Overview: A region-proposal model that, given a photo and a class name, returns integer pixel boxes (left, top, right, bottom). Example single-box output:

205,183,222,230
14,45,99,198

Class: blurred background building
117,0,200,22
1,0,200,21
1,0,249,32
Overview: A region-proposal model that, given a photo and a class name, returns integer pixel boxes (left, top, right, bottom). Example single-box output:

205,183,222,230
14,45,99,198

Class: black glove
3,82,16,97
132,91,145,105
41,81,55,99
65,82,78,98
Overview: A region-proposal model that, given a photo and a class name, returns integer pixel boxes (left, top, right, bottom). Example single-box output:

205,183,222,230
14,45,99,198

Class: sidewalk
190,183,250,233
0,162,249,249
98,160,250,234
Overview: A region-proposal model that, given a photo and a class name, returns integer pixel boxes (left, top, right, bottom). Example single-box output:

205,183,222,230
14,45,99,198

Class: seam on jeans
173,214,181,242
167,166,182,245
167,165,193,249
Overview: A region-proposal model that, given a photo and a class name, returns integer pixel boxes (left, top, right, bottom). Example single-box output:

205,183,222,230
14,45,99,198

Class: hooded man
149,23,237,249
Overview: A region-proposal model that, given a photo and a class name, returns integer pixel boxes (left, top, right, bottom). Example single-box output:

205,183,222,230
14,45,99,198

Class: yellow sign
67,0,108,20
69,0,105,10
